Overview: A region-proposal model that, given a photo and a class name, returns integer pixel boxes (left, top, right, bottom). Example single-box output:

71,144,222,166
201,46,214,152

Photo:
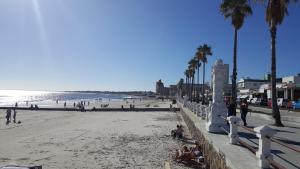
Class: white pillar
206,60,228,132
227,116,240,144
254,125,277,169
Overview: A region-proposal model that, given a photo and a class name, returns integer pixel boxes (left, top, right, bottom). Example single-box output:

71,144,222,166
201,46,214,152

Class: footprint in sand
0,157,10,162
17,157,30,161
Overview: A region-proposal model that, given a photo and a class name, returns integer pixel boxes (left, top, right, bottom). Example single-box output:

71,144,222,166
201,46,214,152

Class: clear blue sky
0,0,299,91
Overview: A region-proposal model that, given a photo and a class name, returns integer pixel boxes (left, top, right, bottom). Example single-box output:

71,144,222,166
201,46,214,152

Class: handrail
236,138,257,154
271,137,300,153
237,124,255,133
267,156,287,169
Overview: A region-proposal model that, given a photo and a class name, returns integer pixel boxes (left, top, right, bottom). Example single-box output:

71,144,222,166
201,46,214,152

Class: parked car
250,98,260,105
293,100,300,110
282,99,292,108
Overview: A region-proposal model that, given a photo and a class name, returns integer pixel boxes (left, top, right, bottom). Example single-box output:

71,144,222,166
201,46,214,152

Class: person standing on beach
240,99,248,126
64,102,67,108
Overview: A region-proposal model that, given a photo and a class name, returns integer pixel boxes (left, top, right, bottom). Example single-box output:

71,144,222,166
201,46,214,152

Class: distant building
169,85,177,96
239,74,300,101
237,78,271,99
156,79,164,95
277,75,300,100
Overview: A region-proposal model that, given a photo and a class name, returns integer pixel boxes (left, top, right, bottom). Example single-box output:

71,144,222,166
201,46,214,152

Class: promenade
178,101,300,169
248,105,300,124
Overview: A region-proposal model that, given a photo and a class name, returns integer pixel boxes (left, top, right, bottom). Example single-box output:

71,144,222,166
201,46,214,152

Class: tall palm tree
220,0,252,106
188,59,197,101
256,0,297,126
184,70,189,97
195,52,202,103
198,44,212,104
177,78,184,98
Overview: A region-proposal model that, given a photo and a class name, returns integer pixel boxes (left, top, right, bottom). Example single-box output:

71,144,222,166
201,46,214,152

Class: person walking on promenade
227,100,236,117
240,99,248,126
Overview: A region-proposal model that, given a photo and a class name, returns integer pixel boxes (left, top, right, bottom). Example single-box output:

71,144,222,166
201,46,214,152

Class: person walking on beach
6,109,11,125
240,99,248,126
13,109,17,123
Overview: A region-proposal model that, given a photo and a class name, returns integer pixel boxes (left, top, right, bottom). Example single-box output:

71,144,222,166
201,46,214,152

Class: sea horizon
0,89,145,106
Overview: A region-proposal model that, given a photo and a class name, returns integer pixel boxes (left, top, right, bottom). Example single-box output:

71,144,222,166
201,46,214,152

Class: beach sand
0,101,191,169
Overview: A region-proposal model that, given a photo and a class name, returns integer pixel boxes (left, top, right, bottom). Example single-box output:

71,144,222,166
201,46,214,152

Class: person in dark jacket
227,101,237,117
240,99,249,126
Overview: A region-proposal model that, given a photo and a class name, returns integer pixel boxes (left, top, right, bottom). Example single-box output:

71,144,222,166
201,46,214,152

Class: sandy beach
0,100,192,169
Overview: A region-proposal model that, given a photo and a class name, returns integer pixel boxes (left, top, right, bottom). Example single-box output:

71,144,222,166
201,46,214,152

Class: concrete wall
178,104,230,169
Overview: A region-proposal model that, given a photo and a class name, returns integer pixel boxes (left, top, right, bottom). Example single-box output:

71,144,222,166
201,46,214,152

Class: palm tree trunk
189,77,192,100
187,77,190,100
192,76,194,101
202,62,206,104
232,28,238,105
185,76,188,96
197,66,200,102
270,25,283,127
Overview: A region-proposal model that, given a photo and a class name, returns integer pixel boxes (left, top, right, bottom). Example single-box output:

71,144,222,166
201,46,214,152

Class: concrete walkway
247,106,300,123
238,113,300,169
179,102,300,169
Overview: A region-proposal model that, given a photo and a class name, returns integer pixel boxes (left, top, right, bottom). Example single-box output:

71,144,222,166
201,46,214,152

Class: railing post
227,116,239,144
254,125,277,169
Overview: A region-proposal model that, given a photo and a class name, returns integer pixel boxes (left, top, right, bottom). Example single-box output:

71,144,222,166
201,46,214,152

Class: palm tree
256,0,297,127
189,58,198,101
184,70,189,97
177,78,184,98
195,52,202,103
220,0,252,106
198,44,212,104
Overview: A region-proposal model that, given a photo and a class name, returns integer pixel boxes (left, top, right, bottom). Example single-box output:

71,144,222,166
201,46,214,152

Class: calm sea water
0,90,129,106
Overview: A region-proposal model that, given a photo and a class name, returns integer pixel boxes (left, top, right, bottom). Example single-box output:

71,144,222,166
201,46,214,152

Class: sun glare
31,0,51,60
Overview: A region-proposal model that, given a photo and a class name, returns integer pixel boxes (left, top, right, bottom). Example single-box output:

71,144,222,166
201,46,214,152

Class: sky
0,0,299,91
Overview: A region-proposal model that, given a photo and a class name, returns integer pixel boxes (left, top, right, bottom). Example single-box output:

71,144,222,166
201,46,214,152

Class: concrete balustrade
227,116,240,144
254,125,277,169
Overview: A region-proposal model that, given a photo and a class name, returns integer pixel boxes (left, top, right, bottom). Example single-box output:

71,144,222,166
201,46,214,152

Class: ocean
0,90,130,106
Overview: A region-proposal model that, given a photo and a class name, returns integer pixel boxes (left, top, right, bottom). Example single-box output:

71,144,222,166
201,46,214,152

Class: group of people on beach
175,141,204,165
5,109,17,125
226,98,249,126
171,125,204,166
